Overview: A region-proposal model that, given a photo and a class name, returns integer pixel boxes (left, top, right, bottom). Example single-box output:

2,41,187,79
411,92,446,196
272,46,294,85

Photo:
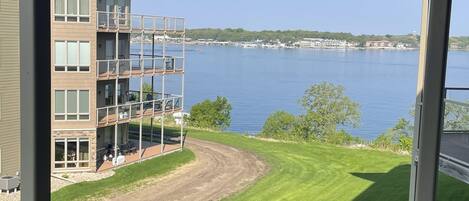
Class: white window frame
53,0,91,23
54,89,90,121
54,137,90,169
54,40,91,73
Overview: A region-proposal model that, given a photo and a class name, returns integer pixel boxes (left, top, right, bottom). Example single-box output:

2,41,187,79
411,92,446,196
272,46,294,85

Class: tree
261,111,296,140
188,96,232,130
298,82,360,140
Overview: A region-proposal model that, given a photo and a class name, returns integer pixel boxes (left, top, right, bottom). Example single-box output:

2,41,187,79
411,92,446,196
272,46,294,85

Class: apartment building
51,0,185,172
0,0,20,177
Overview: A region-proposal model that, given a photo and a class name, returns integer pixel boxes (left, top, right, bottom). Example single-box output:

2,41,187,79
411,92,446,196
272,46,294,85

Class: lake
136,45,469,140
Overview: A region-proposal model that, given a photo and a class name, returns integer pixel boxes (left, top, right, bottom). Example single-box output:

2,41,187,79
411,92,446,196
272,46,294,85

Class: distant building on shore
297,38,348,49
365,40,395,48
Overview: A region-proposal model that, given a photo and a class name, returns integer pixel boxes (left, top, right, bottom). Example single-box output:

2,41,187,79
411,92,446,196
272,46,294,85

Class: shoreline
185,43,469,52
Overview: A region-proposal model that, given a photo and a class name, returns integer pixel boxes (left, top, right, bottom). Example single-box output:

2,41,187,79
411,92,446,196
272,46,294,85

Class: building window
55,90,90,121
55,41,90,72
54,0,90,22
54,138,90,169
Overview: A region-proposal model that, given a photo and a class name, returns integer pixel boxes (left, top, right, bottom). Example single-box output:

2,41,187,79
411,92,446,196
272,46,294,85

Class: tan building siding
51,0,97,130
51,0,97,172
0,0,20,176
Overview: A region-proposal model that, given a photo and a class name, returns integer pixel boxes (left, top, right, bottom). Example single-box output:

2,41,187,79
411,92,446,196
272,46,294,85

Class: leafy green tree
261,111,296,140
298,82,360,140
188,96,232,130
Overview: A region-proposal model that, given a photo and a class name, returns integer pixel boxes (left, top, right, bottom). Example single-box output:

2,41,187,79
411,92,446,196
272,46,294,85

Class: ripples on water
134,45,469,140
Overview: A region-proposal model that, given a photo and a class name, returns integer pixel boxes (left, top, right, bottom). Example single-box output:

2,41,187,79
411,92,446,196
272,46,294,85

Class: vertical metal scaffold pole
150,33,155,145
180,20,186,149
139,27,144,160
114,30,120,160
161,19,167,154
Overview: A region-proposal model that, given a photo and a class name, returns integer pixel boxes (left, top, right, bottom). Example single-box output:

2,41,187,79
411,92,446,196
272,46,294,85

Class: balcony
96,12,185,33
96,56,184,80
96,95,183,127
440,87,469,183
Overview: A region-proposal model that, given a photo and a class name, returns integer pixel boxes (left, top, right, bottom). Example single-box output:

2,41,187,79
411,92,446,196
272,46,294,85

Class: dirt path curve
110,138,269,201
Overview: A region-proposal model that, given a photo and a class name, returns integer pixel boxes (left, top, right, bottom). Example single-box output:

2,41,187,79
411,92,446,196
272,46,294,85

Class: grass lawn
189,129,469,201
51,149,195,201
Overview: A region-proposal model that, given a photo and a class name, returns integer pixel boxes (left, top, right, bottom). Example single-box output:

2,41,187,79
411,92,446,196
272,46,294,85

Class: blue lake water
135,45,469,140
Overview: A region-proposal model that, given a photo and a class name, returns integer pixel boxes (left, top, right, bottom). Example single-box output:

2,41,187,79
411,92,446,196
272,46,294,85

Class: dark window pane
55,140,65,161
79,17,90,22
67,17,77,22
55,163,65,168
67,140,77,161
67,115,78,120
79,66,89,72
79,115,89,120
67,66,78,71
55,66,66,71
55,16,66,21
55,115,65,120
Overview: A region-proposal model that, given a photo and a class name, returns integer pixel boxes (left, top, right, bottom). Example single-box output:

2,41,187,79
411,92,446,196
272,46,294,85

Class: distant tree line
186,28,421,47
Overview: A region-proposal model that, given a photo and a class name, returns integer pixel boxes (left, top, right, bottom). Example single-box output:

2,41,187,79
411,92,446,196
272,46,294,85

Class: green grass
51,149,195,201
188,129,469,201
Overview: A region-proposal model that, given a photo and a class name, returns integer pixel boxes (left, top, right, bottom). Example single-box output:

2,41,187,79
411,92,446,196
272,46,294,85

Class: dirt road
109,138,268,201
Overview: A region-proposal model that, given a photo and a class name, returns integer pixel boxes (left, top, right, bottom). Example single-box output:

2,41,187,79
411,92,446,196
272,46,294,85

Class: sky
133,0,469,36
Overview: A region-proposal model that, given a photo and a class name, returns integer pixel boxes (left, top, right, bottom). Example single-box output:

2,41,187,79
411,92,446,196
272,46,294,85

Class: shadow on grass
351,165,410,201
352,164,469,201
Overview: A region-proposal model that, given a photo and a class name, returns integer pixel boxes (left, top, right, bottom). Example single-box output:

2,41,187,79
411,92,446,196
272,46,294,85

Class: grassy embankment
188,129,469,201
51,149,195,201
51,122,469,201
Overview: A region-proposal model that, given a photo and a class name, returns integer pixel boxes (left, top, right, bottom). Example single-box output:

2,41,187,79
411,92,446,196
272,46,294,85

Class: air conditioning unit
0,176,20,194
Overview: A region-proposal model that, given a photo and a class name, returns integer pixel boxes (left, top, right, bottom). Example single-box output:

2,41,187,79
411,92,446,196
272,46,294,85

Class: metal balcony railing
96,56,184,79
96,96,183,127
97,11,185,33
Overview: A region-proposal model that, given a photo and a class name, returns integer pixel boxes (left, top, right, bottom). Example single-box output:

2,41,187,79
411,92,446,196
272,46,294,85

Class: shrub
399,135,413,152
324,130,361,145
188,96,232,130
372,118,413,152
261,111,296,140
